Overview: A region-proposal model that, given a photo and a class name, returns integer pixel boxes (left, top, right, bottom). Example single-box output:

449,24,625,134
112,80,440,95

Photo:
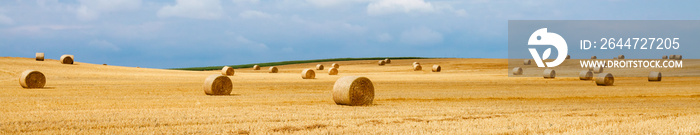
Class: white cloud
77,0,141,12
89,39,121,51
232,0,259,4
306,0,341,7
109,22,165,39
76,6,99,20
367,0,435,15
289,16,367,34
454,9,467,17
309,21,367,34
76,0,142,21
233,36,268,51
400,27,443,45
377,33,392,42
239,10,273,19
433,4,468,17
157,0,224,20
0,14,14,25
37,0,60,8
306,0,369,8
7,25,91,34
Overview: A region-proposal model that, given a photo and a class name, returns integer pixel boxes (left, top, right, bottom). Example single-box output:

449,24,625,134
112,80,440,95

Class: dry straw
316,64,324,70
378,60,385,66
35,53,44,61
432,65,441,72
595,73,614,86
543,69,555,79
413,64,422,71
332,76,374,106
618,55,625,59
384,58,391,64
221,66,234,76
60,54,74,64
19,70,46,88
648,71,662,82
269,66,278,73
253,65,260,70
332,63,339,69
591,56,597,59
413,62,420,65
328,67,338,75
203,75,233,95
302,69,315,79
579,70,593,80
523,60,531,65
512,67,523,75
593,66,604,73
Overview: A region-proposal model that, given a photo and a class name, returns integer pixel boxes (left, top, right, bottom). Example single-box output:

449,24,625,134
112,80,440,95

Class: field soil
1,57,698,134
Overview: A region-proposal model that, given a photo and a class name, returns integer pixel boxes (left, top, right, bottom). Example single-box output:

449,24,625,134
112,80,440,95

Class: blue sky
0,0,698,68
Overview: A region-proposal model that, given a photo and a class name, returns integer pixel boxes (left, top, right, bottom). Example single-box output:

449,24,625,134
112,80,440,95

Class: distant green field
172,57,429,71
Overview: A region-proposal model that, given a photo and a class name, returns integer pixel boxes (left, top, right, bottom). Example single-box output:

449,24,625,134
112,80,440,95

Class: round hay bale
543,69,555,79
384,58,391,64
316,64,324,70
591,56,597,59
221,66,234,76
595,73,614,86
613,57,618,59
253,65,260,70
60,54,74,64
512,67,523,75
302,69,315,79
328,67,338,75
523,60,531,65
676,55,682,60
648,71,662,82
332,76,374,106
662,55,668,59
269,66,278,73
579,70,593,80
103,64,107,66
19,70,46,88
432,65,441,72
202,75,232,95
669,55,676,59
618,55,625,59
35,53,44,61
593,66,604,73
413,64,422,71
412,62,420,65
566,55,571,59
378,60,385,66
332,63,339,69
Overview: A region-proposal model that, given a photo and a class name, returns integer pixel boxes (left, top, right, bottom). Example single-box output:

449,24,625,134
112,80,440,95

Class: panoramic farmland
0,57,698,134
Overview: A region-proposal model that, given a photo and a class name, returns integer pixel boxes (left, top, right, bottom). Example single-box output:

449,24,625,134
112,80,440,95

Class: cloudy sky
0,0,698,68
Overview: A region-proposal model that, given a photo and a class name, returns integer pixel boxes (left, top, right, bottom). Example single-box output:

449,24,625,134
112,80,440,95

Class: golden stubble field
0,57,698,134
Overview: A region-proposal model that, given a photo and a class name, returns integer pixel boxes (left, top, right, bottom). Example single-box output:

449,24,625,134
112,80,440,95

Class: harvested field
0,57,698,134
